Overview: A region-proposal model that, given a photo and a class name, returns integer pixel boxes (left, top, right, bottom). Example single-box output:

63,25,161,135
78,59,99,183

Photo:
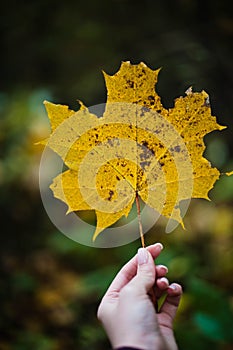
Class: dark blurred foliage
0,0,233,349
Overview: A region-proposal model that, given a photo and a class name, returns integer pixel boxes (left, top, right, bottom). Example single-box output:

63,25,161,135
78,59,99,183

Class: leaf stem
135,191,145,248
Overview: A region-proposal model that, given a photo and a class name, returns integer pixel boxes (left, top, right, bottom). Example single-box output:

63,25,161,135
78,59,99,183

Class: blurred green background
0,0,233,349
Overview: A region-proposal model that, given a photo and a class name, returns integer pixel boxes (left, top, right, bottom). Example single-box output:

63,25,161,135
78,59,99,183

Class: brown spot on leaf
127,80,134,88
174,145,181,152
107,190,114,201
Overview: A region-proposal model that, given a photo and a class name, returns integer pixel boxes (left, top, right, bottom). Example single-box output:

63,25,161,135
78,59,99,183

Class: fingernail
157,243,163,250
158,265,168,273
168,284,177,291
160,277,169,285
138,248,149,265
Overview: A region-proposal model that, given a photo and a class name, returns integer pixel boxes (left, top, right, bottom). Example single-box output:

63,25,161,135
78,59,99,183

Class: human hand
97,243,182,350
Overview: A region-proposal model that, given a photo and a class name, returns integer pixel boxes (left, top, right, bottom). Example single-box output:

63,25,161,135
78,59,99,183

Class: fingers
156,276,169,296
153,265,168,300
146,243,164,260
105,243,163,294
132,248,156,293
156,264,168,277
158,283,182,326
151,269,181,315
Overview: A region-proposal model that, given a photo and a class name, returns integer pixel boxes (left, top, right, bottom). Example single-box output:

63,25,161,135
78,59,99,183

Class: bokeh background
0,0,233,349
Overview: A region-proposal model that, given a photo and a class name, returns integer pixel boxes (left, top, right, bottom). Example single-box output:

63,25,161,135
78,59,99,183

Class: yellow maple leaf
41,61,231,243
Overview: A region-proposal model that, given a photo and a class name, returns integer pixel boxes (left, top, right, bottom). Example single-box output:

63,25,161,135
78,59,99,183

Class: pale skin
97,243,182,350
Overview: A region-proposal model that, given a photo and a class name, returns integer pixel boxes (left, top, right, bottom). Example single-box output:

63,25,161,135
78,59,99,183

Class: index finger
105,243,163,295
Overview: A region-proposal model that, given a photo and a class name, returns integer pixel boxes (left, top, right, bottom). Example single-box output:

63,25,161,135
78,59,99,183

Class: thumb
132,248,156,293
